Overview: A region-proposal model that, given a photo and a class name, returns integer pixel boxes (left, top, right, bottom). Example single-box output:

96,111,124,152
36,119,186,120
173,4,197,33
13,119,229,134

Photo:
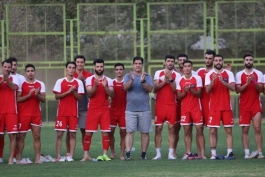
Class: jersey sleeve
12,75,20,89
235,72,242,85
205,72,211,86
256,70,264,84
195,75,203,88
77,79,85,94
228,70,235,83
18,81,24,92
176,78,181,91
53,79,62,93
40,81,46,93
85,76,93,87
154,71,160,80
123,73,130,84
107,77,113,88
145,74,153,86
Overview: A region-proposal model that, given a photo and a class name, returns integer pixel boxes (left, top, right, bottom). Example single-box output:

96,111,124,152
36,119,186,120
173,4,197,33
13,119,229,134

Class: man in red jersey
53,61,84,162
65,55,92,158
81,59,114,161
0,59,19,164
235,53,264,159
109,63,127,160
205,54,235,160
153,54,181,160
16,64,46,164
177,60,206,160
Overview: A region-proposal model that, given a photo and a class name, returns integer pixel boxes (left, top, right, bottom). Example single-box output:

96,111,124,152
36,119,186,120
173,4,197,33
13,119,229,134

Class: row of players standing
0,50,264,164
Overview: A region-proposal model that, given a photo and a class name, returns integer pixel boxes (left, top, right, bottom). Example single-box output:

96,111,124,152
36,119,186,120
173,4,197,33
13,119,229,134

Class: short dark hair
25,64,35,71
164,54,175,61
214,54,223,60
183,60,193,66
2,59,12,67
133,56,144,64
114,63,124,69
74,55,86,62
93,58,104,65
177,54,188,60
205,49,216,56
243,53,254,60
65,61,76,68
7,57,18,63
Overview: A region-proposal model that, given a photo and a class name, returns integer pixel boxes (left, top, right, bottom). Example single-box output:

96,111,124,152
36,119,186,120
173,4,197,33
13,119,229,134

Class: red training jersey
110,79,127,115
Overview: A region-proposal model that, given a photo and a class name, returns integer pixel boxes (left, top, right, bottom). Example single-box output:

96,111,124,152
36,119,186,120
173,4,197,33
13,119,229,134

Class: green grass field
1,121,265,177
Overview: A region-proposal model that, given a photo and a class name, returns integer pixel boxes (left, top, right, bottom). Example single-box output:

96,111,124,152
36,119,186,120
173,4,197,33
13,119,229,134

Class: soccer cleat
125,152,131,161
66,156,74,162
182,153,189,160
249,150,259,159
58,156,66,162
187,153,195,160
140,155,147,160
168,156,176,160
210,154,224,160
0,158,3,163
224,152,235,160
152,155,162,160
13,158,17,163
45,155,55,162
210,155,216,160
244,154,250,159
258,154,264,159
26,158,33,164
97,155,104,161
103,155,111,161
40,155,49,163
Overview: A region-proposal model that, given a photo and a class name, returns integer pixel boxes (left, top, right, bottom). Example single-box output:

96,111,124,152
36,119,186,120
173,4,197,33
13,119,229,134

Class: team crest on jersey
190,84,195,88
223,77,228,82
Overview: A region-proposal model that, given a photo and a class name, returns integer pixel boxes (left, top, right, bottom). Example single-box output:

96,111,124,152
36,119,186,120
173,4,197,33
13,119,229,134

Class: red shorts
18,115,42,133
180,111,203,125
176,102,181,123
86,108,111,132
155,105,177,125
239,110,262,126
0,113,18,134
201,105,209,126
110,113,126,129
207,110,234,128
54,116,78,132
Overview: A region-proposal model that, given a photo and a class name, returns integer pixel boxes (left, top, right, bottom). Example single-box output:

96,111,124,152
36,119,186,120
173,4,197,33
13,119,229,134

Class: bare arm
104,86,114,98
72,90,82,101
190,87,202,98
17,89,34,102
141,82,153,93
123,72,134,91
177,90,186,100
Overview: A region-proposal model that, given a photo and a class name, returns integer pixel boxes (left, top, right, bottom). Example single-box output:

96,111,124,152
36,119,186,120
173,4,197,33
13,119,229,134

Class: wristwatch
168,79,174,83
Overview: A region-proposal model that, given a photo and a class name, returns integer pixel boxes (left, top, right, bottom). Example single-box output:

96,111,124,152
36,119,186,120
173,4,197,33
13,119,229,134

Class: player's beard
95,69,104,76
245,63,253,69
214,64,223,70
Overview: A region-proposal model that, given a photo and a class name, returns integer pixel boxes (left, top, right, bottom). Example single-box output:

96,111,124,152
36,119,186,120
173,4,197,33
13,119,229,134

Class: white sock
211,150,216,156
259,152,263,155
244,149,250,155
156,148,161,156
227,149,233,156
168,148,174,156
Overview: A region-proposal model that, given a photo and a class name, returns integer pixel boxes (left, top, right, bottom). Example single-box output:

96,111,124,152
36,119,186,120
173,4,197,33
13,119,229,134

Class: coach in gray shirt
123,56,153,160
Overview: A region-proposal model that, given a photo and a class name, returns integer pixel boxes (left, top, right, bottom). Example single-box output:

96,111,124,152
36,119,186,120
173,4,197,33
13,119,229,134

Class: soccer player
0,57,25,163
109,63,127,160
153,54,181,160
81,59,114,161
177,60,206,159
0,59,19,164
235,53,264,159
53,61,84,162
205,54,235,160
65,55,92,158
123,56,153,160
16,64,46,164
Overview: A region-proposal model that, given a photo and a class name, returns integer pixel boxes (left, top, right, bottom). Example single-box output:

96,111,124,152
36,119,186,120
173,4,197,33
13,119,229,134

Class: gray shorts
125,111,152,133
78,110,87,129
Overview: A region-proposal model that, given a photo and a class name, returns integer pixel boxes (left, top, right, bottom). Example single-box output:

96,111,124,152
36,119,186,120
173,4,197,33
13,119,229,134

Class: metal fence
0,1,265,120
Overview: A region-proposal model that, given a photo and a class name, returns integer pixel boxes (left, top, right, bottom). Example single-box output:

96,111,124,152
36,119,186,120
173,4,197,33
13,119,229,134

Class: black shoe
141,152,147,160
224,152,235,160
125,151,131,161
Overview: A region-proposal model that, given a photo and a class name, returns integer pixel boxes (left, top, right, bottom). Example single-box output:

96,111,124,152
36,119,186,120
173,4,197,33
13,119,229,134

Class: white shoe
168,156,176,160
26,158,33,164
210,155,216,160
258,154,265,159
66,156,74,162
0,158,3,163
249,150,258,158
182,153,189,160
40,155,49,162
20,158,28,164
13,158,17,163
45,155,55,162
244,154,250,159
152,155,161,160
58,156,66,162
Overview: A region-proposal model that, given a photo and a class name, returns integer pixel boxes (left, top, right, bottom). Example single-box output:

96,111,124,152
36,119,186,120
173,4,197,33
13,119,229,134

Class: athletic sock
83,134,92,151
156,148,161,156
102,135,110,151
0,136,4,158
244,149,250,155
259,152,263,155
211,149,216,156
227,149,232,156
